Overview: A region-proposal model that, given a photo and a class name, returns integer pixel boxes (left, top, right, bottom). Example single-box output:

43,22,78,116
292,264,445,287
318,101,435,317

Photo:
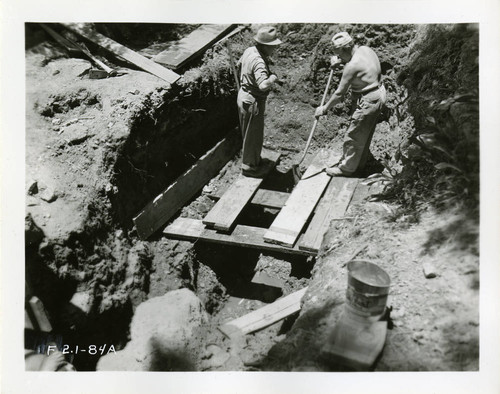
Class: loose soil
24,23,478,372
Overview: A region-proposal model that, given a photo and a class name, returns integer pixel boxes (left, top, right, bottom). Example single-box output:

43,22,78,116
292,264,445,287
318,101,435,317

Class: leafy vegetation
379,24,479,219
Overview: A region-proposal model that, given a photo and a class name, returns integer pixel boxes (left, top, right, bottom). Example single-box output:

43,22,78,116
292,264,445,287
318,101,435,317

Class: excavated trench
25,25,479,371
25,66,315,371
27,23,477,372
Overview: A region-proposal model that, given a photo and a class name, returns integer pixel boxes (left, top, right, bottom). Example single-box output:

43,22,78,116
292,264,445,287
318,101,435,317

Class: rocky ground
23,23,479,373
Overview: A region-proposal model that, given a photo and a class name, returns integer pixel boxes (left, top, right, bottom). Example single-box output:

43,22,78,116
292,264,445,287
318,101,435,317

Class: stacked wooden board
163,218,314,257
299,177,358,253
153,24,236,70
162,148,360,256
202,149,280,231
208,188,290,210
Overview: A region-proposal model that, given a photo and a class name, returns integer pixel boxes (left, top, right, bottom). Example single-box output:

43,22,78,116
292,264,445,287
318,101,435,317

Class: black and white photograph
2,0,500,393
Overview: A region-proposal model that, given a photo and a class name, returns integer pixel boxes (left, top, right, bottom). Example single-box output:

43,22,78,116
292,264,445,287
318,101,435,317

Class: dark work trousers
338,85,387,174
237,89,266,171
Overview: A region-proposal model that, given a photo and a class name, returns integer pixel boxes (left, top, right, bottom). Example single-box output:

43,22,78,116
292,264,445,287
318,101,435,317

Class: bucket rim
347,259,391,289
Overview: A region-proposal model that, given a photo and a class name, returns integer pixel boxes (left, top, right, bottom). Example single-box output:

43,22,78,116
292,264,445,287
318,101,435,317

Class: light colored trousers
237,89,266,170
338,85,387,174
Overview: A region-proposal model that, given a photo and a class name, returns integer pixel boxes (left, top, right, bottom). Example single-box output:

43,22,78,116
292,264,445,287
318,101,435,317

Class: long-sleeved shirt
239,46,271,99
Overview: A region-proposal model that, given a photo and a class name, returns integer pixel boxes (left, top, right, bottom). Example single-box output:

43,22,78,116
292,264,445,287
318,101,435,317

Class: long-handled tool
291,69,334,183
226,41,240,91
225,41,244,135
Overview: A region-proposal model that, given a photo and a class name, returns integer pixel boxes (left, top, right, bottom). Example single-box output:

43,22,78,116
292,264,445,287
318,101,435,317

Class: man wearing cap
237,26,282,178
315,32,386,177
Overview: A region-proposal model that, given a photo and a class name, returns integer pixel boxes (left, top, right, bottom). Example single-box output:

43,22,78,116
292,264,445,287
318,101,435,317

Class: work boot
241,165,267,178
242,158,275,178
325,165,353,177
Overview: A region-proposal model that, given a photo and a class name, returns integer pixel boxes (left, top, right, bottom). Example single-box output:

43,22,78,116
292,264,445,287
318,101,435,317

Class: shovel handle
226,42,240,91
297,69,335,165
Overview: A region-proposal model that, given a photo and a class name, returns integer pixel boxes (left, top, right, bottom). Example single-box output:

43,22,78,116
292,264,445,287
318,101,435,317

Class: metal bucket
345,260,391,319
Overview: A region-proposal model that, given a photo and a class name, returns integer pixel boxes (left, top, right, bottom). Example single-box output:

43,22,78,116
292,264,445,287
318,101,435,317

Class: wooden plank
209,188,290,210
250,189,289,209
299,177,358,253
264,150,339,247
153,24,235,70
39,23,81,54
202,150,281,231
219,287,308,337
25,309,35,330
28,296,53,332
133,131,240,240
61,23,180,84
163,217,315,257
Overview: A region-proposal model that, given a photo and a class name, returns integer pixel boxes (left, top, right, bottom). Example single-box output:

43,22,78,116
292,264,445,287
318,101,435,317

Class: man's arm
258,74,278,91
253,57,278,92
315,62,356,118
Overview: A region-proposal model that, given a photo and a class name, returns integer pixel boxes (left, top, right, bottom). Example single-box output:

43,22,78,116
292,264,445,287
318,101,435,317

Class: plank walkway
299,177,358,253
133,131,240,239
153,24,235,70
208,188,290,210
264,150,339,247
163,218,314,257
219,287,308,337
202,150,281,231
61,23,180,84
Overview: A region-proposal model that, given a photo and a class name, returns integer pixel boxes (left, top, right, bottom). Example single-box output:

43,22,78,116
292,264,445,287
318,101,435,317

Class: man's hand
259,74,279,91
315,105,327,119
330,55,342,69
249,102,259,116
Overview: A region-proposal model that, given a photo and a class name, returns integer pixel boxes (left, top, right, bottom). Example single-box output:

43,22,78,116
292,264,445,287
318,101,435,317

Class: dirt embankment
25,23,478,372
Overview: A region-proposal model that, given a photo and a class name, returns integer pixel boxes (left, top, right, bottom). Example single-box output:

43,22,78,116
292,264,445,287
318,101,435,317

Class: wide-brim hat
254,26,282,46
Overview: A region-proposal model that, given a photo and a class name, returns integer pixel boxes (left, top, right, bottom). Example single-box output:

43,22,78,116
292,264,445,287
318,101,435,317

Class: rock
240,350,262,367
391,306,405,319
26,196,39,206
200,344,231,369
64,124,95,145
27,180,38,195
39,187,57,203
97,289,208,371
69,291,93,314
25,214,44,247
422,262,437,278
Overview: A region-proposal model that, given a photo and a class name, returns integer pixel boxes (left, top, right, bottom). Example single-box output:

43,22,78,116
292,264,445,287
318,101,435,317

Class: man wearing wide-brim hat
315,32,386,177
237,26,282,178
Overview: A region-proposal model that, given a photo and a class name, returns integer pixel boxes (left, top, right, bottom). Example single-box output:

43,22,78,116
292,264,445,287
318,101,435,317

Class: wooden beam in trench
28,296,53,333
163,217,315,257
208,188,290,210
202,149,281,232
133,130,241,240
219,287,308,337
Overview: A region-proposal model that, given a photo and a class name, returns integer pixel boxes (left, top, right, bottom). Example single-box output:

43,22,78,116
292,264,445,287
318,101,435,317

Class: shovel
291,68,334,183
